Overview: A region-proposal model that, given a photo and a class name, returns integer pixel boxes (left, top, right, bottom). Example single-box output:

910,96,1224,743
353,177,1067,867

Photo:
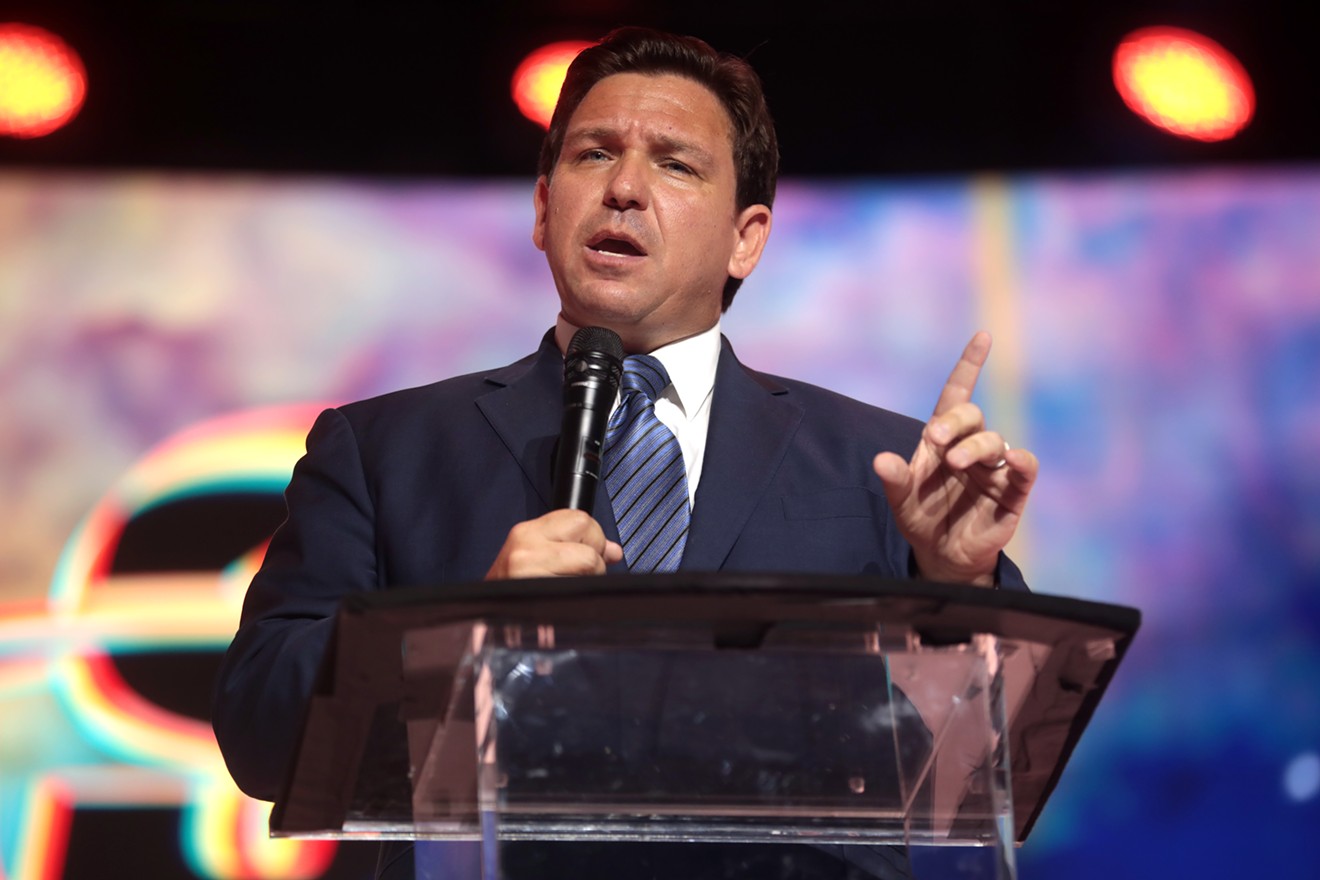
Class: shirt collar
554,315,721,417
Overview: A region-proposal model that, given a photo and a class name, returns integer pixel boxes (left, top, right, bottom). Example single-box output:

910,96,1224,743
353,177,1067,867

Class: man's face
533,72,771,354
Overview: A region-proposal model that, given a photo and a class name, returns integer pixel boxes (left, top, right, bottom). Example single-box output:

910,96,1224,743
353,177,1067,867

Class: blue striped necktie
603,355,690,573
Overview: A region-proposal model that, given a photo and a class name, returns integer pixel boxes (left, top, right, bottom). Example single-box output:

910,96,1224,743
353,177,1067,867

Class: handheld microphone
552,326,625,510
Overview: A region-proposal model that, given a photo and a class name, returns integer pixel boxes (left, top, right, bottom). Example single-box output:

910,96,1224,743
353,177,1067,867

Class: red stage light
512,40,592,129
1113,26,1254,142
0,22,87,138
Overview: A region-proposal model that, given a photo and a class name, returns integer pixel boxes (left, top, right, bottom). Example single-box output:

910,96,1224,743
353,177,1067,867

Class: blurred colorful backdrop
1,167,1317,878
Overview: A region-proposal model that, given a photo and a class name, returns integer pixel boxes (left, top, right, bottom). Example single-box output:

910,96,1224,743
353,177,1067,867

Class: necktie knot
620,354,671,402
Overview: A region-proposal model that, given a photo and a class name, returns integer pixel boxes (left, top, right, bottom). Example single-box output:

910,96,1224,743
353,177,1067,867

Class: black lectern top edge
344,572,1140,640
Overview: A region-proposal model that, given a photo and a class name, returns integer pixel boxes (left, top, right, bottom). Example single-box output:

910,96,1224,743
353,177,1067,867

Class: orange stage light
512,40,592,129
0,22,87,138
1113,26,1254,143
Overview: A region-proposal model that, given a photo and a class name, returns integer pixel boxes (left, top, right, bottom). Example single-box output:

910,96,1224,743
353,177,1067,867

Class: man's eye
580,149,609,162
664,160,693,174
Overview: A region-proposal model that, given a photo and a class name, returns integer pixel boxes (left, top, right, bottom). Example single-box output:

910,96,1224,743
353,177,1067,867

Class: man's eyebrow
563,126,617,147
562,127,719,166
651,134,717,166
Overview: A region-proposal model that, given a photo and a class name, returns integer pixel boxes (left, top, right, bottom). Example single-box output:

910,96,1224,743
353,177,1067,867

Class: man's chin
559,293,648,331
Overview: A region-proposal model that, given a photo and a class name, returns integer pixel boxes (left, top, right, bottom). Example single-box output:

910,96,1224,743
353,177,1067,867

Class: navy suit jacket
213,330,1024,802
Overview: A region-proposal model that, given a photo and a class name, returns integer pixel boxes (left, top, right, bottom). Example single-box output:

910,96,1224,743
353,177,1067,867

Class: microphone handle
551,373,616,510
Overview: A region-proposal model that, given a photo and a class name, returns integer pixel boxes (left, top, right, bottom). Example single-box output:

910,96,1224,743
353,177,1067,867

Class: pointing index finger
933,331,992,417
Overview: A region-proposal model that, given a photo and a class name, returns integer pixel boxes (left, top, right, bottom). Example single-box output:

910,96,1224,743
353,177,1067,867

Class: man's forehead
563,72,735,147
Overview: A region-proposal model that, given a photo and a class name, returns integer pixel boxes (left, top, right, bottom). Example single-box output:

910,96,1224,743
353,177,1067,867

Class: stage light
1113,26,1254,143
0,22,87,138
512,40,592,129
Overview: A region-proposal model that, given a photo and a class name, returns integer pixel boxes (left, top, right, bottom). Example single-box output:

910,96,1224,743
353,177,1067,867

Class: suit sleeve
994,551,1029,591
212,408,378,801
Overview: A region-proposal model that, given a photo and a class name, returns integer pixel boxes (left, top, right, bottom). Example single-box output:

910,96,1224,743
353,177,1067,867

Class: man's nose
603,154,648,210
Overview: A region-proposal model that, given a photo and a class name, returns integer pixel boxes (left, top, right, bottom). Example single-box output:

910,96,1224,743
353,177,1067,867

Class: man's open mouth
588,236,645,256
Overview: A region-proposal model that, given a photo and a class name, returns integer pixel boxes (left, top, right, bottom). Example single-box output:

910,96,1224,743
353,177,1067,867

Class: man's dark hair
538,27,779,310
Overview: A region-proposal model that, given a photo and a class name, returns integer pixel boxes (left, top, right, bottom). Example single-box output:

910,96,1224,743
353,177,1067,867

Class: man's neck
554,315,719,356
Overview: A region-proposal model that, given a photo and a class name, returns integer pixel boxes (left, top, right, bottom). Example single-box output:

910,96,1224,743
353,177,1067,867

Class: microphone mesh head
567,326,624,362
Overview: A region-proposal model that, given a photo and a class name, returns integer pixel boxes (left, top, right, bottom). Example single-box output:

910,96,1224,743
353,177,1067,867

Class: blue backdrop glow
1,167,1317,878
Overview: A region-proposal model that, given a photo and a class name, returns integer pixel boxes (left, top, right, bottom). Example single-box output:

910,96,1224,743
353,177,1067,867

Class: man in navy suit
214,26,1037,879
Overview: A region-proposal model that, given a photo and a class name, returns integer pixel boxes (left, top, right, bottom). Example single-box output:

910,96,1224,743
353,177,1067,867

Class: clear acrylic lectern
272,574,1139,880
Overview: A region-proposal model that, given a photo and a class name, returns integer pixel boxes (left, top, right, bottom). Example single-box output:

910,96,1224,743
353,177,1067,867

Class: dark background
4,0,1318,177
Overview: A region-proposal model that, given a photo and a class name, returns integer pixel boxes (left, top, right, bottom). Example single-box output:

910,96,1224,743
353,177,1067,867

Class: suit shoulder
748,367,927,439
332,348,542,435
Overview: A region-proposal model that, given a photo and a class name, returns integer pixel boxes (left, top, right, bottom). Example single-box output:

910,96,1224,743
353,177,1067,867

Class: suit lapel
475,332,621,543
475,333,562,511
681,339,803,570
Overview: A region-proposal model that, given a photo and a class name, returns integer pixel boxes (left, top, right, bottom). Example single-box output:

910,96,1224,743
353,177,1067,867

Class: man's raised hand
871,331,1038,586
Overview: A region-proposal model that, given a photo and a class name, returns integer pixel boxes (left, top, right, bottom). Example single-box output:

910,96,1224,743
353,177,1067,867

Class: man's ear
727,203,773,280
532,175,550,252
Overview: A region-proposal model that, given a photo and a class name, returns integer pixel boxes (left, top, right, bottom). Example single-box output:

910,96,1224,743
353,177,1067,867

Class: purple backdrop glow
1,167,1318,877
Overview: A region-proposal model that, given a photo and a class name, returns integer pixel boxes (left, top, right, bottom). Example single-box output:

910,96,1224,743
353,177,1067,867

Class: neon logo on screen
0,405,336,880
